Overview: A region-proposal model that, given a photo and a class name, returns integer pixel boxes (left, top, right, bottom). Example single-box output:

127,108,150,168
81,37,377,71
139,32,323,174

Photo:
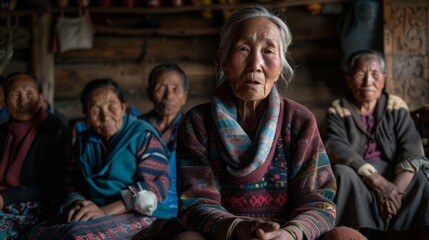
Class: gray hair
148,63,189,92
347,50,385,74
215,5,294,88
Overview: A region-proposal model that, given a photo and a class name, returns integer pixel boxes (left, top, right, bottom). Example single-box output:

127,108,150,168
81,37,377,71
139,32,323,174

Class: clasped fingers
66,200,105,223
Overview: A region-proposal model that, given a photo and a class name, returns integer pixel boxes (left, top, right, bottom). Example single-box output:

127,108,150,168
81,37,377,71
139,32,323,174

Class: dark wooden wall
54,11,221,120
1,2,347,127
54,5,345,126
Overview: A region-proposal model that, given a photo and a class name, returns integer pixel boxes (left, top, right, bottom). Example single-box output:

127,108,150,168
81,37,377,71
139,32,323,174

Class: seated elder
30,78,170,239
323,50,429,239
134,63,189,239
0,72,71,239
174,6,365,240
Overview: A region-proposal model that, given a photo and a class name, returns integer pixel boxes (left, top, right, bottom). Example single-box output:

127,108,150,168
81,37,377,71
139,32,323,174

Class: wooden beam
0,10,36,18
55,0,351,14
31,9,55,105
96,26,219,37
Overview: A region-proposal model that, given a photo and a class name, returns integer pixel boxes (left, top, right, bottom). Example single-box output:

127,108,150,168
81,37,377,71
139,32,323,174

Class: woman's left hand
254,228,296,240
364,172,403,218
66,200,106,223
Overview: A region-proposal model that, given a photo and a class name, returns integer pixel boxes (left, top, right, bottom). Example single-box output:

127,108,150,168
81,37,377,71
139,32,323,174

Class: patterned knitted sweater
176,97,336,240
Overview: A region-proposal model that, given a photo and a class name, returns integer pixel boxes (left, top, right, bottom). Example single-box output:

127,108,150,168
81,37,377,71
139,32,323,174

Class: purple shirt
361,112,382,160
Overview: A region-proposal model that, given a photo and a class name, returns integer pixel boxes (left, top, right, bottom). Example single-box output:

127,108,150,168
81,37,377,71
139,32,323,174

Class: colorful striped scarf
212,82,281,179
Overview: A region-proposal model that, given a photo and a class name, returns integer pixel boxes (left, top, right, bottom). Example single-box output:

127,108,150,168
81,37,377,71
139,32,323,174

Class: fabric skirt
333,160,429,231
29,212,156,240
0,201,42,240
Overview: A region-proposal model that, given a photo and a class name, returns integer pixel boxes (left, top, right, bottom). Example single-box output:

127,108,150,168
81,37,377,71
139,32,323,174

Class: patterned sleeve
285,105,336,240
176,106,234,238
123,131,170,207
135,131,170,200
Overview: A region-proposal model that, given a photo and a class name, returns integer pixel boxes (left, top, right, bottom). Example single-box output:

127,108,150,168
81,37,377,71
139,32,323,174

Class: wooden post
383,0,429,110
31,10,55,106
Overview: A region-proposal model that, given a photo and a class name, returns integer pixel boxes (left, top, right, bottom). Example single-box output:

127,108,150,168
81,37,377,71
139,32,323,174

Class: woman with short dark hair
0,72,71,239
133,63,189,239
30,78,170,239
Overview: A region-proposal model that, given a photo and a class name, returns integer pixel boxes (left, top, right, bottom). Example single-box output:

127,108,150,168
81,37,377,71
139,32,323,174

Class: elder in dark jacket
0,72,71,239
324,50,429,239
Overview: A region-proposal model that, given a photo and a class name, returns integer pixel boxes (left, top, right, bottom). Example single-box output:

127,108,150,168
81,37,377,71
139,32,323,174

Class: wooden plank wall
54,6,344,127
1,5,345,127
54,11,221,121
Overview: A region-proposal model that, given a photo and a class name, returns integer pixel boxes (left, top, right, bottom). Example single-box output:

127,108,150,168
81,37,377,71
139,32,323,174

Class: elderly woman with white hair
173,5,365,240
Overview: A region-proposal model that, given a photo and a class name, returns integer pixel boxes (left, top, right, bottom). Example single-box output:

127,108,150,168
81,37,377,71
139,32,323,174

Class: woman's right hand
233,219,296,240
363,172,403,218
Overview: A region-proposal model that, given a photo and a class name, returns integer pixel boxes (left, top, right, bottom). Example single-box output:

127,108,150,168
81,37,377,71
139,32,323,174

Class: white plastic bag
56,9,95,53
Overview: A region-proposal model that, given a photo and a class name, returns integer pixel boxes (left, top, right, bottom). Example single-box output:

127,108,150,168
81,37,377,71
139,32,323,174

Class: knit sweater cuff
283,220,318,240
282,224,302,240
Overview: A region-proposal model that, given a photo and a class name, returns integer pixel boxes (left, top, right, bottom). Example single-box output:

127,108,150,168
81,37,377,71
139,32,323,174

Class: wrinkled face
86,87,126,141
6,75,43,121
151,70,188,118
223,17,282,102
346,56,385,105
